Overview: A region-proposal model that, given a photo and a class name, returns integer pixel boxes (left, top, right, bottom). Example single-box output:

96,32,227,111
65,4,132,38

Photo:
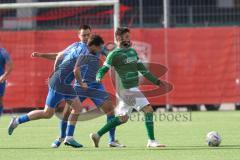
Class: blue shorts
74,82,109,107
45,87,76,108
0,82,5,96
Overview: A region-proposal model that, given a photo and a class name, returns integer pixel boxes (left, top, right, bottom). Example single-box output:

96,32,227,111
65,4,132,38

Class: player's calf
141,104,154,113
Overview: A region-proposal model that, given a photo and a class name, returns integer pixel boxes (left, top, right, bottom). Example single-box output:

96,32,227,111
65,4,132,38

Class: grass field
0,111,240,160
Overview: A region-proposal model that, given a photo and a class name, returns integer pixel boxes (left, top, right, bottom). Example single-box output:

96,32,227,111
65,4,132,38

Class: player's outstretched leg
100,99,126,147
63,98,83,148
142,104,165,148
51,104,71,148
8,106,55,135
51,120,67,148
90,115,127,147
106,115,125,147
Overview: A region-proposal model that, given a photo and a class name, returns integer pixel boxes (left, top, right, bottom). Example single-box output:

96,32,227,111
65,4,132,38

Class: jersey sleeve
103,50,116,68
96,65,109,81
96,49,116,81
136,53,160,85
75,54,89,67
1,48,11,62
62,42,76,53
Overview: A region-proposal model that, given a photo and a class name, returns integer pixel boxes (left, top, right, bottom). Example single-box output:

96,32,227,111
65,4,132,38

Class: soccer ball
206,131,221,147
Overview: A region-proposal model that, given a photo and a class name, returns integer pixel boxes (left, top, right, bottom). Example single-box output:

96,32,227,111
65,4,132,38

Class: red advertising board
1,27,240,108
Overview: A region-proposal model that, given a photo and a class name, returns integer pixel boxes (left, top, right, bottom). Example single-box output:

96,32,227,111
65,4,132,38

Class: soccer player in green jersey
90,27,168,148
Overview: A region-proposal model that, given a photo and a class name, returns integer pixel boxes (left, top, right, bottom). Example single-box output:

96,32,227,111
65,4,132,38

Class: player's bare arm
74,55,88,90
73,67,88,90
31,51,63,60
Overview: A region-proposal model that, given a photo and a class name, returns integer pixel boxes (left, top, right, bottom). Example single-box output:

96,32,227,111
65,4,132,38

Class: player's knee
62,111,71,120
104,107,114,116
71,107,80,114
142,104,154,113
101,100,115,116
62,107,71,120
43,110,54,119
70,100,81,114
119,115,129,123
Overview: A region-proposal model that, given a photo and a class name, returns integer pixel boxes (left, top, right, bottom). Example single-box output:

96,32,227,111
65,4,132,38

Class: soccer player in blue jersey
0,47,13,116
8,34,105,148
32,25,125,148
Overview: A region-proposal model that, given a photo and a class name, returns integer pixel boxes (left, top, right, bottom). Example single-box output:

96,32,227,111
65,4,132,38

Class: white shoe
147,140,165,148
90,133,100,148
8,116,18,135
51,137,64,148
109,140,126,147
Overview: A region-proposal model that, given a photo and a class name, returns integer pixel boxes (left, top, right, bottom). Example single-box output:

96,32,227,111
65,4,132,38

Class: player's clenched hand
157,80,168,87
157,79,173,92
81,82,88,90
31,52,40,58
96,78,102,83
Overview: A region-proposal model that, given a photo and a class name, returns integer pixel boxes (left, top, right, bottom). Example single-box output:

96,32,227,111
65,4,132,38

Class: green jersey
96,47,160,89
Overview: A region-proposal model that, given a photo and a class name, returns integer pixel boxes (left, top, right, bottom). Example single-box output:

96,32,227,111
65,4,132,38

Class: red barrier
0,27,240,108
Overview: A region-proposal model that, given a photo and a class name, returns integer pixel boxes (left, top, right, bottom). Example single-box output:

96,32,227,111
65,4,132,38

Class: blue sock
107,115,116,143
66,124,75,137
0,106,3,116
17,115,30,124
59,120,67,138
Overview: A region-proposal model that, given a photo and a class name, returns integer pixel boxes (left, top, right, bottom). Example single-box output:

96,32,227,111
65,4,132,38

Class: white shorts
115,87,150,116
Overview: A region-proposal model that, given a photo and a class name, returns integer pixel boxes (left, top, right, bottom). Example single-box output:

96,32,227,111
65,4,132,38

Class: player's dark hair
87,34,104,46
79,24,91,31
115,27,130,37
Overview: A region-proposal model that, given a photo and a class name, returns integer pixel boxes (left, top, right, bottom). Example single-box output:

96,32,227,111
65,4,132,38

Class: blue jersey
73,45,108,86
0,48,11,76
48,42,88,95
73,50,109,106
74,52,102,86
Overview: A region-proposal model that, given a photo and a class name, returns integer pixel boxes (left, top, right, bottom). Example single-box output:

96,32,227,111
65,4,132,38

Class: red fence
1,27,240,108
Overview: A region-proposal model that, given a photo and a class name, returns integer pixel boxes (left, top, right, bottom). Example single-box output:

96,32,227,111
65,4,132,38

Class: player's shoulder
107,48,121,57
128,47,137,53
74,42,87,48
118,47,136,53
64,42,78,52
67,42,88,53
68,42,86,49
67,42,78,48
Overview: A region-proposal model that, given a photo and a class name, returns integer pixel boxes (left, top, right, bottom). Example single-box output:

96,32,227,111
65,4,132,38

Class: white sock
65,136,73,140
